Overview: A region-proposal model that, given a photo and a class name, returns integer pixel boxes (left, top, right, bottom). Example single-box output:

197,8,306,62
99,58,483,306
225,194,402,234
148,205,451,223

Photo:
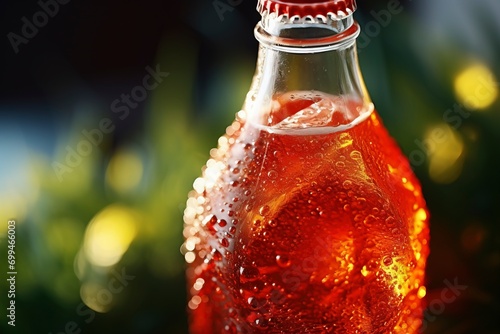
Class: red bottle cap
257,0,357,19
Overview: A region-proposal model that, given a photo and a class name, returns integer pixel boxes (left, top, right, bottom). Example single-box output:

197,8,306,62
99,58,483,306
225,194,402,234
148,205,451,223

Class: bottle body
183,5,429,333
184,98,428,333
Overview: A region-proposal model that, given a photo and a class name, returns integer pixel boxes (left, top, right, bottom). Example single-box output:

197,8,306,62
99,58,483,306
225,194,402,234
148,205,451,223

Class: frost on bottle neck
245,19,373,135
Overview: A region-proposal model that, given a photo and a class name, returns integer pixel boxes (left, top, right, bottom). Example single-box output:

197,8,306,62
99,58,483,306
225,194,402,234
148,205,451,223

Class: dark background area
1,0,499,333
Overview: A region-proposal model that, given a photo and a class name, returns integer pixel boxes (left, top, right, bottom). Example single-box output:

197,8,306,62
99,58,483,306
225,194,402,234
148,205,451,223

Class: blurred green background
0,0,499,333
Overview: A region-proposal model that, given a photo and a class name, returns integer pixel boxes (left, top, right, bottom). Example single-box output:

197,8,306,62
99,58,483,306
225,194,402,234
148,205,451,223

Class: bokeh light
105,148,144,194
83,204,139,267
425,124,465,184
80,282,114,313
454,63,498,110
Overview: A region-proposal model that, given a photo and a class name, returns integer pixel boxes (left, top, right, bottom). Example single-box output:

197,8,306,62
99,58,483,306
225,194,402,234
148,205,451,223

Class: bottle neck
243,18,372,131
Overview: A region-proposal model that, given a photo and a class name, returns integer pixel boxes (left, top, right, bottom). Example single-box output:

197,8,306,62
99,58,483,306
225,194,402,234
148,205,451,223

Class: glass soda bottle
183,0,429,332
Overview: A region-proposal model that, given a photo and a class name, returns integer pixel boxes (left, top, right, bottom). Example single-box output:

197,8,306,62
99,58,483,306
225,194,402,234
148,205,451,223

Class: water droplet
339,133,350,143
203,214,218,227
254,317,268,329
232,167,240,174
220,238,229,247
352,197,366,210
240,265,260,282
366,259,378,270
204,215,218,235
212,249,222,261
218,219,227,227
267,170,278,179
350,150,362,160
247,297,266,310
343,204,351,212
228,226,236,234
268,219,277,227
223,323,237,334
342,180,352,189
336,161,346,168
363,214,376,226
354,214,363,223
259,205,270,216
382,256,393,266
385,216,395,225
276,254,291,268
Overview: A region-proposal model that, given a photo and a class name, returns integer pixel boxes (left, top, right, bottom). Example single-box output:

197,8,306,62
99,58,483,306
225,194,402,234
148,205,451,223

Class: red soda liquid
183,91,429,333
